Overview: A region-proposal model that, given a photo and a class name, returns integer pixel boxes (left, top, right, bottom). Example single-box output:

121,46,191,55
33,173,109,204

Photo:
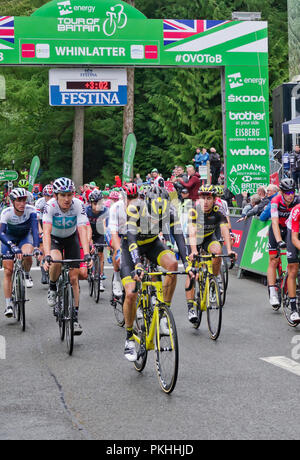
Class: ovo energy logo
57,1,73,16
228,72,243,89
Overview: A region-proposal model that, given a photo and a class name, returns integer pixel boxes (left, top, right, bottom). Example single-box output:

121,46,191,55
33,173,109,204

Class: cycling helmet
215,185,224,197
53,177,75,194
9,187,27,201
181,188,189,194
198,185,217,196
89,189,103,202
43,184,54,197
122,183,138,198
279,178,295,192
109,191,120,200
146,185,170,219
18,179,29,189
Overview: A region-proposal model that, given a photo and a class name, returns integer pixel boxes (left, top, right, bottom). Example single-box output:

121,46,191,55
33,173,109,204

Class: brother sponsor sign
49,67,127,106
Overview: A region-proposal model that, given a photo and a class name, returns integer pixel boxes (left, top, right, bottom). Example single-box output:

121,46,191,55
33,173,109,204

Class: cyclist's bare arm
271,216,282,243
292,231,300,251
221,224,232,254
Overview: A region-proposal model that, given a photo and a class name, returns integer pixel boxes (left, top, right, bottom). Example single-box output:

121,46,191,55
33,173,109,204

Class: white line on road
260,356,300,377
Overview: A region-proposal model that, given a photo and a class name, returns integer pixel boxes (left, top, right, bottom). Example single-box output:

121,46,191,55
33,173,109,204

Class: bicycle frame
133,271,184,351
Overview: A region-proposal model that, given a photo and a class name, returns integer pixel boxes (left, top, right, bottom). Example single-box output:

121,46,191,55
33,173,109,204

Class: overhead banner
0,1,268,68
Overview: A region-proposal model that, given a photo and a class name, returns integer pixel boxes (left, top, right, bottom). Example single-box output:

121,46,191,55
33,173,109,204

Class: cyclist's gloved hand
33,247,41,258
134,264,144,281
84,253,93,268
277,240,286,249
10,244,22,255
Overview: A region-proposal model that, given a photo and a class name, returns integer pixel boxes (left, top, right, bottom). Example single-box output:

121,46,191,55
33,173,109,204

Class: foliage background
0,0,289,186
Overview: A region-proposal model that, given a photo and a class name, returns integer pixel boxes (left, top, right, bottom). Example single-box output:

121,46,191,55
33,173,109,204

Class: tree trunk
122,0,135,179
72,106,85,189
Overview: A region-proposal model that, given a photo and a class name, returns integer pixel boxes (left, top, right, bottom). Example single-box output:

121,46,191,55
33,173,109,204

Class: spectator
172,165,188,200
259,185,279,221
240,185,278,220
209,147,222,185
290,145,300,189
114,175,122,188
241,194,261,218
193,148,202,171
282,151,291,177
200,148,209,166
134,173,143,185
173,165,200,201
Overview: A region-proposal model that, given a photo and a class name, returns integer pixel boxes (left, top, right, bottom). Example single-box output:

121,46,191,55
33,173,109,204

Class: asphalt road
1,266,300,440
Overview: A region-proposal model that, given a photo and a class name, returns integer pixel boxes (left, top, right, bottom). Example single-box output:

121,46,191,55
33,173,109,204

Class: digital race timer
66,81,111,90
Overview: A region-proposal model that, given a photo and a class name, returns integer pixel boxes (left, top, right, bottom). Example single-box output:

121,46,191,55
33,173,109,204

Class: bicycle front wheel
17,271,26,332
64,284,74,355
207,276,222,340
155,305,179,394
93,257,101,303
282,272,298,327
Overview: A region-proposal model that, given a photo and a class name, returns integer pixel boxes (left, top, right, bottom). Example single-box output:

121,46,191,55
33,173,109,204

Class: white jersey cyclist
0,204,39,241
108,199,127,236
35,197,47,221
43,197,89,238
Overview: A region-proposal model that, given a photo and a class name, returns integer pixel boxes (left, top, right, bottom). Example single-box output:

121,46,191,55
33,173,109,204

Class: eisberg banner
0,0,269,193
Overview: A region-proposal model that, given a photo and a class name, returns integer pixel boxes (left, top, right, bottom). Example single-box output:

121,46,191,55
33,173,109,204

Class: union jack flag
163,19,229,46
0,16,15,49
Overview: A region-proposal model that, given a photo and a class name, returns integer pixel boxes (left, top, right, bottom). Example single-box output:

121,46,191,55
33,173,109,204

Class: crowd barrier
231,217,288,277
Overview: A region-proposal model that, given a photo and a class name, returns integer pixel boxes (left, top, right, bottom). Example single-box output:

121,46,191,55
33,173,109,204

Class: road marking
260,356,300,377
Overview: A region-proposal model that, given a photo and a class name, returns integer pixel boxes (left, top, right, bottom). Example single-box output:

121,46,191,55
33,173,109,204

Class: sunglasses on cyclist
283,190,295,195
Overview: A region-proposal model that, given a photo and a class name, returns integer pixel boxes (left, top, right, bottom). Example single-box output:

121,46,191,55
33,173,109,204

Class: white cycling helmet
53,177,75,194
9,188,27,201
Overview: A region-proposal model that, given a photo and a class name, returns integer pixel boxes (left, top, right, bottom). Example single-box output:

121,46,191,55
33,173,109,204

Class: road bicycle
88,243,106,303
132,268,187,394
190,253,235,340
52,259,85,355
10,255,35,331
271,247,286,312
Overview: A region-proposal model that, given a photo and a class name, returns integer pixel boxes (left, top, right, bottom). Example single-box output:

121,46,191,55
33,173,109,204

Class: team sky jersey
108,200,127,235
35,197,47,220
270,194,300,228
85,205,109,237
0,205,39,246
125,200,187,267
187,201,228,242
43,197,89,238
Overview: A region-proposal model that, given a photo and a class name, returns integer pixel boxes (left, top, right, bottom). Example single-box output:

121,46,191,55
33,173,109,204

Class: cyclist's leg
267,226,280,305
153,240,177,304
205,236,222,276
69,268,80,307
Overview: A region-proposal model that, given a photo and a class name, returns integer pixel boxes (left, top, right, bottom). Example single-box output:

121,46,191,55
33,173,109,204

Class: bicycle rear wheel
155,304,179,394
88,267,94,297
65,284,74,355
207,275,222,340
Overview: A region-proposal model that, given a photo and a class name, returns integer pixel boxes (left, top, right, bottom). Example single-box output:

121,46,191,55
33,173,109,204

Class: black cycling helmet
146,185,170,219
89,189,103,202
279,178,295,193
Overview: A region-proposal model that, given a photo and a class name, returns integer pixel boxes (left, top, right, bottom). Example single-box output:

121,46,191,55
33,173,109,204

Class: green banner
239,218,287,275
123,133,137,183
0,170,18,181
28,156,40,192
225,65,270,195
